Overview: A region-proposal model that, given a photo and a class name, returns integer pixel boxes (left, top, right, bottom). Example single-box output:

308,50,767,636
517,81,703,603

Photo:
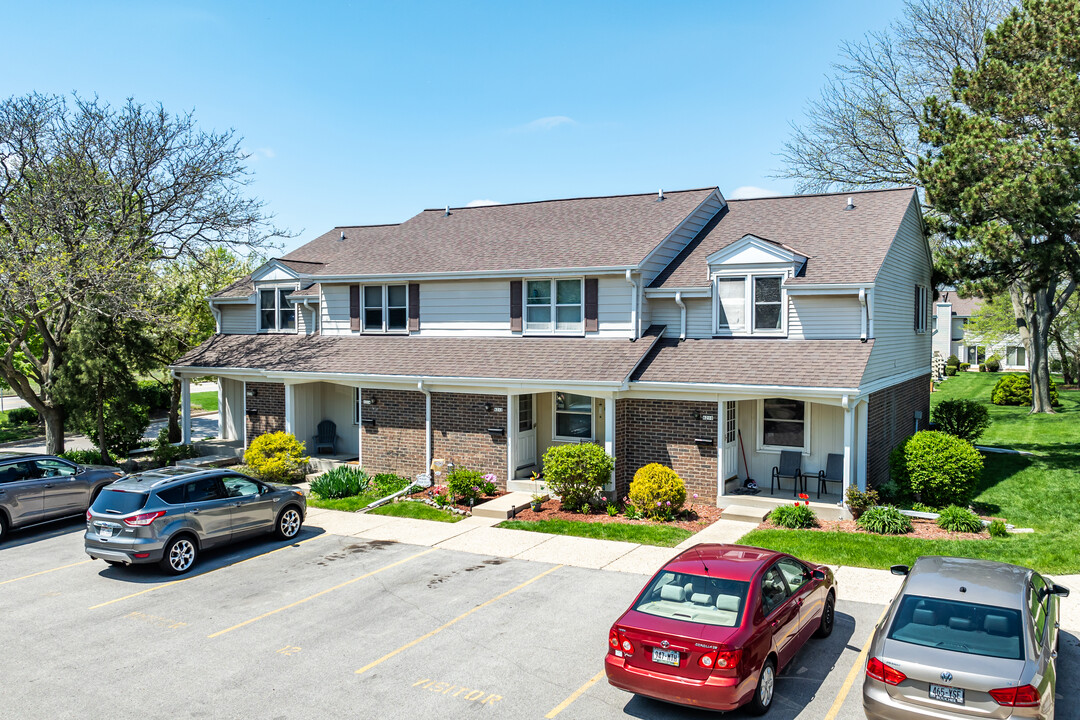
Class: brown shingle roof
280,189,716,276
938,289,982,317
632,338,874,389
173,326,666,384
652,188,918,289
212,274,254,299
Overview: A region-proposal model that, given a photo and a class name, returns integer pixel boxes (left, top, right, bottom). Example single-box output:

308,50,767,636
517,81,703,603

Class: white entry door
721,401,738,483
516,394,537,472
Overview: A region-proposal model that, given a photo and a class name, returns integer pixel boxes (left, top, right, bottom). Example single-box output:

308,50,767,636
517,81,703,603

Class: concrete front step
472,491,539,520
719,504,772,523
719,492,847,521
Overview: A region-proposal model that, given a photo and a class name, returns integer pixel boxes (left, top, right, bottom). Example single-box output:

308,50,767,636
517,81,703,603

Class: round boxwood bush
6,407,39,425
992,373,1059,406
857,505,913,535
946,354,960,368
936,505,984,533
243,431,310,484
931,399,991,443
985,356,1001,373
629,463,687,520
541,442,614,512
770,503,817,529
889,431,983,508
944,366,958,376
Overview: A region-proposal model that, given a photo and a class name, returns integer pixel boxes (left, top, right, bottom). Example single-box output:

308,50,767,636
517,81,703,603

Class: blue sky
9,1,905,253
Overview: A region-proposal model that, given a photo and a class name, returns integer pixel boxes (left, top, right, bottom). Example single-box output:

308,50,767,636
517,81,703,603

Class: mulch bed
508,499,723,534
757,517,988,540
407,487,508,515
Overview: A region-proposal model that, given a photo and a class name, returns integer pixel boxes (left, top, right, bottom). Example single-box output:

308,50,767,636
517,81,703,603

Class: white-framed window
1007,345,1026,367
525,278,583,334
724,401,736,445
914,285,928,333
758,398,809,453
553,391,593,441
714,274,785,335
258,285,297,332
363,284,408,333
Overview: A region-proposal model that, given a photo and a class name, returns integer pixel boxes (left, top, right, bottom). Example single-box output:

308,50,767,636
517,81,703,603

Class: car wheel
815,591,835,638
0,512,8,543
275,506,303,540
160,536,198,575
747,657,776,715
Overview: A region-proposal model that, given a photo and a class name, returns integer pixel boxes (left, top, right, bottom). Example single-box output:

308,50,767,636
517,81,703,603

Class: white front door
721,401,738,483
516,394,537,473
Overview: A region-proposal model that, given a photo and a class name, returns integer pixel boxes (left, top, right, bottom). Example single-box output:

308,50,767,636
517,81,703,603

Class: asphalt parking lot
2,515,1077,720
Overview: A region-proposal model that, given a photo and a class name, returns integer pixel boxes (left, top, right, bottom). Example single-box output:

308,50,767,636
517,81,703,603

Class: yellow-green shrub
243,432,310,484
629,463,687,520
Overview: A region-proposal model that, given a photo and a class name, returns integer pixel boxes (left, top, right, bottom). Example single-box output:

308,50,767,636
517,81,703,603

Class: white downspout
858,288,867,342
209,301,222,334
675,291,686,341
417,380,432,480
866,289,875,338
625,269,638,340
302,299,318,334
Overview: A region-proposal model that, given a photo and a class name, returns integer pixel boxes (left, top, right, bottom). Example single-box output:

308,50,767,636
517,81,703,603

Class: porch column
842,395,854,501
506,393,517,485
284,383,296,436
604,396,615,492
216,379,225,440
180,377,192,445
856,399,868,491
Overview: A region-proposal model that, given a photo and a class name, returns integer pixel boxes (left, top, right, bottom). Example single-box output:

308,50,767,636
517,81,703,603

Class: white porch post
506,393,517,485
856,399,868,491
217,378,224,440
180,377,192,445
604,396,615,492
284,383,296,437
842,394,854,501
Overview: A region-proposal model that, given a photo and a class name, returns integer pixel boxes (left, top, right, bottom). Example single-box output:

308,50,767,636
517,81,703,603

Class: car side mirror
1052,584,1070,598
811,569,827,581
890,565,910,576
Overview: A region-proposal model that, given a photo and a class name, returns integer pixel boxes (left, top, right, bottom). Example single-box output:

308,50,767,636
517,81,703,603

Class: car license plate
652,648,680,667
98,526,113,538
929,684,964,705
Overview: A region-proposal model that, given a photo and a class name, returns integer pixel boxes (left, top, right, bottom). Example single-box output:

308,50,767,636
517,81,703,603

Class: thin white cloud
466,199,500,207
515,115,576,132
728,185,784,199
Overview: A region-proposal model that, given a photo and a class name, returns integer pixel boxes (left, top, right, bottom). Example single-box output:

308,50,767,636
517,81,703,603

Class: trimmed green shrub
857,505,913,535
845,486,880,514
978,363,987,372
310,466,370,499
889,431,983,508
944,366,958,376
985,355,1001,373
988,519,1009,538
59,449,105,466
243,432,310,484
137,380,173,412
541,442,614,512
629,463,687,520
6,407,39,425
911,501,937,512
992,373,1060,406
931,399,991,442
959,362,971,370
946,354,960,368
150,427,198,466
445,468,495,505
936,505,984,533
770,503,818,529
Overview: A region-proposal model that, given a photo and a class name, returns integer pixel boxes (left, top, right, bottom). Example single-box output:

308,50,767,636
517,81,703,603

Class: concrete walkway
1,411,220,454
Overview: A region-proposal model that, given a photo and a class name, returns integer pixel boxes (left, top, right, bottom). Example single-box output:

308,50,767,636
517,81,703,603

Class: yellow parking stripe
89,534,326,610
208,547,438,638
545,670,605,719
355,564,562,675
823,606,889,720
0,559,93,586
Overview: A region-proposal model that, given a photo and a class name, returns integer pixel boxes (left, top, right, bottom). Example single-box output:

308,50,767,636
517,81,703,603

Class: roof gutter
291,265,638,284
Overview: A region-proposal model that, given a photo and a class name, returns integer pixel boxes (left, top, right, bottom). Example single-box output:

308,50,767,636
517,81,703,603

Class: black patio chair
770,450,805,496
312,419,338,455
816,453,845,499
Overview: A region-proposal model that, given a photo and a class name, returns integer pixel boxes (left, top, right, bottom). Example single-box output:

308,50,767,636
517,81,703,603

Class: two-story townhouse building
172,185,932,508
931,288,1031,371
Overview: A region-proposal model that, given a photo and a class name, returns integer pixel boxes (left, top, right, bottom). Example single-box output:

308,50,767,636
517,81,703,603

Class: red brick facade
615,398,719,503
360,389,427,478
432,392,508,486
244,382,286,443
867,373,931,486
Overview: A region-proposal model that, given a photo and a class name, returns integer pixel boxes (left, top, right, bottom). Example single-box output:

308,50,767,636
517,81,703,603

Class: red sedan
605,543,837,715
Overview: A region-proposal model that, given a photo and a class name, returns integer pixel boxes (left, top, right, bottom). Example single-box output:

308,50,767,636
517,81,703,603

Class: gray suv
85,467,306,574
0,452,124,542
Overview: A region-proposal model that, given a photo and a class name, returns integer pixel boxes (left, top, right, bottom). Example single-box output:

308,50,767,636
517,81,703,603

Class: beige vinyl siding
863,199,933,384
735,400,844,483
788,295,863,339
296,303,318,335
418,279,511,335
320,283,353,335
640,194,725,286
648,297,714,338
218,304,256,334
596,275,633,335
219,377,244,442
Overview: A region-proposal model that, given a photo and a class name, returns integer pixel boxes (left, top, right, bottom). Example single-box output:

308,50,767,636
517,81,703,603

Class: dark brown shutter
510,280,523,333
408,283,420,332
584,278,599,333
349,284,361,331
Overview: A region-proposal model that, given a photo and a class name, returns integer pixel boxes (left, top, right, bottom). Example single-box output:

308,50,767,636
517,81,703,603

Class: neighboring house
172,186,932,506
931,288,1030,371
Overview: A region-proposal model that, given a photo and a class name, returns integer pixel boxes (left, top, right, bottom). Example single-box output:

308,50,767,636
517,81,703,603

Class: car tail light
715,649,740,669
86,510,92,522
608,629,619,650
866,657,906,685
989,684,1041,707
124,510,166,526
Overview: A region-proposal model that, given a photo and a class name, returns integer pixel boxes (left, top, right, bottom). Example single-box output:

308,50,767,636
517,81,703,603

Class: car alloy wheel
167,538,196,573
758,663,775,706
278,508,301,539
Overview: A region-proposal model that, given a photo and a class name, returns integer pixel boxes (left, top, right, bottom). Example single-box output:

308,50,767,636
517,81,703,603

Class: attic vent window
844,197,855,211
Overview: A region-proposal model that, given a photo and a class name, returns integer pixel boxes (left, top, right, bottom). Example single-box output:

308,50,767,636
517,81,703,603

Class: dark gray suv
85,467,306,574
0,452,124,541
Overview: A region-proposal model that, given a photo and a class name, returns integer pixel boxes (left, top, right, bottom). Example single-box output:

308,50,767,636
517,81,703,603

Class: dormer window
259,286,297,332
363,284,408,333
753,276,783,330
714,274,786,335
716,278,745,330
525,278,583,335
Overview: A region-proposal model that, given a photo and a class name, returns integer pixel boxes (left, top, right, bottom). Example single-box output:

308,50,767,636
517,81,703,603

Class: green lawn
367,501,462,523
190,391,218,412
499,518,693,547
739,372,1080,574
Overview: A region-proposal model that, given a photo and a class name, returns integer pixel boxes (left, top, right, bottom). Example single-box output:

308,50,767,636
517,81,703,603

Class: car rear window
887,594,1024,660
92,489,149,515
633,571,749,628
